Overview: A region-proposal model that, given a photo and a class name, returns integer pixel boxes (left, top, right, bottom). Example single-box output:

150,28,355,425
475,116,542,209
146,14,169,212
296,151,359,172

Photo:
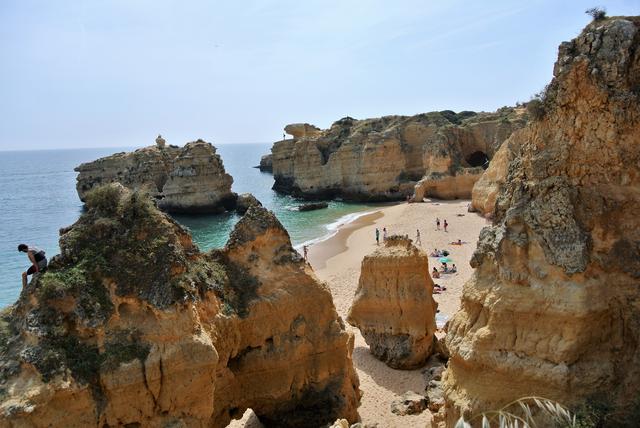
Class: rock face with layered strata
0,184,360,427
347,236,438,369
470,129,526,217
443,16,640,426
258,153,273,172
270,110,526,201
75,139,236,214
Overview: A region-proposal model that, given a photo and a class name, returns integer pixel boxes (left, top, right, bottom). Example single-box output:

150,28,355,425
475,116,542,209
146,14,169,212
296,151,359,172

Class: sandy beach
232,199,487,428
308,199,487,427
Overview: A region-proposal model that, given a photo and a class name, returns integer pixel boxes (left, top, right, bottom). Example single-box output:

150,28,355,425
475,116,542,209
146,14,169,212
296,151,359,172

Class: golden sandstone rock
75,139,237,214
347,236,438,369
470,129,524,217
0,184,360,427
270,111,525,202
443,16,640,426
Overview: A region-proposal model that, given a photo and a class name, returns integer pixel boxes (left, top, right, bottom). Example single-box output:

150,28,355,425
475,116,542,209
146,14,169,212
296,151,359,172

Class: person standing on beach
303,245,308,261
383,227,388,241
375,228,380,245
18,244,47,288
415,229,421,246
444,219,448,232
436,218,440,230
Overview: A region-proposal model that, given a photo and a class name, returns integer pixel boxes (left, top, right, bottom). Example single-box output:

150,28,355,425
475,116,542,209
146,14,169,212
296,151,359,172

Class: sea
0,144,376,308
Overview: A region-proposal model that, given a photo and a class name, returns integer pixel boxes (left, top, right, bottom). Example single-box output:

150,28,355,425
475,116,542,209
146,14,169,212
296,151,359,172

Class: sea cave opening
466,151,490,169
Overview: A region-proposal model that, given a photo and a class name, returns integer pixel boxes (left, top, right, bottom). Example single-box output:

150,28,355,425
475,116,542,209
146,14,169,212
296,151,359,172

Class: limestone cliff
470,129,525,217
442,16,640,426
75,139,237,214
347,236,438,369
0,184,360,427
270,110,526,201
257,154,273,172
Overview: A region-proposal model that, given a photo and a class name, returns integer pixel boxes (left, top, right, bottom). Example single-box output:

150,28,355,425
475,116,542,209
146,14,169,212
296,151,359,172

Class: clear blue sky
0,0,638,150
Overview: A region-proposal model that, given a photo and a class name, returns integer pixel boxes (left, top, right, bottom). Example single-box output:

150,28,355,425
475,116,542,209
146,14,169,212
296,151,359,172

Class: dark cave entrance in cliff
466,151,490,169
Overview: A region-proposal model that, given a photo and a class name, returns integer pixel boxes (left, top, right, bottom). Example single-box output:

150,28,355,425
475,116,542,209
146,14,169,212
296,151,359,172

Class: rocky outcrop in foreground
442,16,640,426
75,139,237,214
0,184,360,427
347,236,438,369
269,110,526,201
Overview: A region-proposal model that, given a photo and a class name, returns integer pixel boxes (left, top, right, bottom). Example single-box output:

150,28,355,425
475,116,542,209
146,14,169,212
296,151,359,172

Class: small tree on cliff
585,7,607,21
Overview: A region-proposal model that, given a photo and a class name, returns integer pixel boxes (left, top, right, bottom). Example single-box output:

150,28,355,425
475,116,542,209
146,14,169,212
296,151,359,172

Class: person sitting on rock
18,244,47,288
431,267,440,278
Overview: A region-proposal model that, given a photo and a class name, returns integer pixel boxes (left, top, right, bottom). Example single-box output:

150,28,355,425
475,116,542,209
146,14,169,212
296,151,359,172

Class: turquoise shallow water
0,144,374,308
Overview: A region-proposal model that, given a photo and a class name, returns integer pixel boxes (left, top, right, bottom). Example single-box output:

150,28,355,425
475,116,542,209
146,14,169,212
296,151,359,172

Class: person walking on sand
383,227,388,241
375,228,380,245
18,244,47,288
415,229,422,246
436,217,440,230
443,219,448,232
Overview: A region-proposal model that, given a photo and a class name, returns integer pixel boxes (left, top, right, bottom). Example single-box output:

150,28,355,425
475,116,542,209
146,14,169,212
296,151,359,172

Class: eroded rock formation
347,236,438,369
470,129,525,217
75,139,237,214
443,16,640,426
269,110,526,201
257,153,273,172
0,184,360,427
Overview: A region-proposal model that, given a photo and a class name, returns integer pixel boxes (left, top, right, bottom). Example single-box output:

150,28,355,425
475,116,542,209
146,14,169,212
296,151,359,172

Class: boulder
284,123,322,139
75,139,236,214
425,380,445,413
0,184,360,427
298,202,329,211
235,193,262,215
390,391,428,416
256,153,273,172
347,236,438,369
442,16,640,426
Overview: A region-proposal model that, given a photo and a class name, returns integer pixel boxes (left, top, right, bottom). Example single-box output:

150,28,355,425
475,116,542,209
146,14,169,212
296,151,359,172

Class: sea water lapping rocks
266,109,528,202
441,16,640,426
0,184,361,427
75,138,237,214
0,143,378,308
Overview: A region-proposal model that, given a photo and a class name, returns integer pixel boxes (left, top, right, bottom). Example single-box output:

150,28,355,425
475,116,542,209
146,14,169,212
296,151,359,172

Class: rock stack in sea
442,16,640,426
0,183,360,427
267,109,526,202
75,139,237,214
347,236,438,369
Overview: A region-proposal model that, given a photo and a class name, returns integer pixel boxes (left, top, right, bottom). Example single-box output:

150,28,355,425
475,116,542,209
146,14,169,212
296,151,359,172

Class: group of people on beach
435,217,448,232
431,263,457,278
374,227,389,245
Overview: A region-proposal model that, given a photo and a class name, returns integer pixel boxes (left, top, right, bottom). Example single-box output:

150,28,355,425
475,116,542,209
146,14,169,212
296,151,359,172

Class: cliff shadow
353,345,426,396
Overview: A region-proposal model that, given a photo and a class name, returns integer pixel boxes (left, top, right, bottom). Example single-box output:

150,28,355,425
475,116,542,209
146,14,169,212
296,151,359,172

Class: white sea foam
293,210,376,251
